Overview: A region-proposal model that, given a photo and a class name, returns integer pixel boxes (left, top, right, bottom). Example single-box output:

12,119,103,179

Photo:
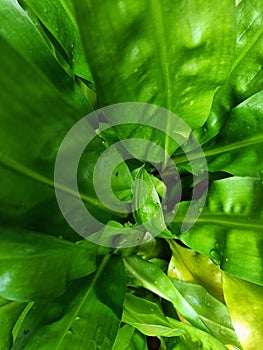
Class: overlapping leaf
0,298,26,350
12,256,126,350
171,177,263,285
124,255,210,332
1,0,91,113
123,293,227,349
0,228,100,301
21,0,92,80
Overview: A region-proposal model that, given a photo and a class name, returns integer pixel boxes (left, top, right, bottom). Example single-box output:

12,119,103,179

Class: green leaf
223,273,263,350
12,255,126,350
172,177,263,285
169,279,240,347
1,0,91,113
78,136,133,222
199,0,263,144
21,0,92,81
0,228,99,301
173,90,263,177
123,294,227,349
132,166,172,238
228,0,263,103
0,34,96,239
124,255,210,332
0,298,26,350
75,0,235,128
112,325,135,350
168,241,224,302
207,91,263,177
127,330,147,350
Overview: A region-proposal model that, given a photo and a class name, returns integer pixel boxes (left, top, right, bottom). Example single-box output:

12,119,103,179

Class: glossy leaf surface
22,0,92,80
75,0,235,129
132,166,172,238
124,255,209,332
172,177,263,285
169,279,240,347
0,228,98,301
199,0,263,144
12,256,126,350
0,298,26,349
123,294,226,349
0,33,95,239
1,0,91,112
207,91,263,177
168,241,224,302
223,273,263,350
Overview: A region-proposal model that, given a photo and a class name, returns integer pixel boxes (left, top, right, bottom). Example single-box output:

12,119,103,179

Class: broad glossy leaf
174,91,263,177
0,35,97,239
124,255,210,332
168,241,224,302
198,0,263,144
0,228,99,301
207,91,263,176
0,298,26,349
172,177,263,285
1,0,91,113
12,255,126,350
75,0,235,129
229,0,263,102
169,279,240,347
223,273,263,350
22,0,92,80
123,294,226,349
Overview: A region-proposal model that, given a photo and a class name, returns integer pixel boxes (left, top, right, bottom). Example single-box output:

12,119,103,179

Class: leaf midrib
55,254,111,349
173,134,263,165
172,214,263,231
0,152,123,215
150,0,172,167
231,8,263,72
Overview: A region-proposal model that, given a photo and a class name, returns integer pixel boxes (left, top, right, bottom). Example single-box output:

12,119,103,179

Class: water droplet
75,316,80,321
209,249,221,264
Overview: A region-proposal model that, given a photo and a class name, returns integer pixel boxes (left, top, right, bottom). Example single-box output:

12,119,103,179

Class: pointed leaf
168,241,224,302
124,255,210,332
1,0,91,113
169,279,240,347
0,298,26,349
13,255,126,350
123,294,227,349
22,0,92,80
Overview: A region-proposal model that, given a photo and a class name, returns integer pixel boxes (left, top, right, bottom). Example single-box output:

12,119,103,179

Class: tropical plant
0,0,263,349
